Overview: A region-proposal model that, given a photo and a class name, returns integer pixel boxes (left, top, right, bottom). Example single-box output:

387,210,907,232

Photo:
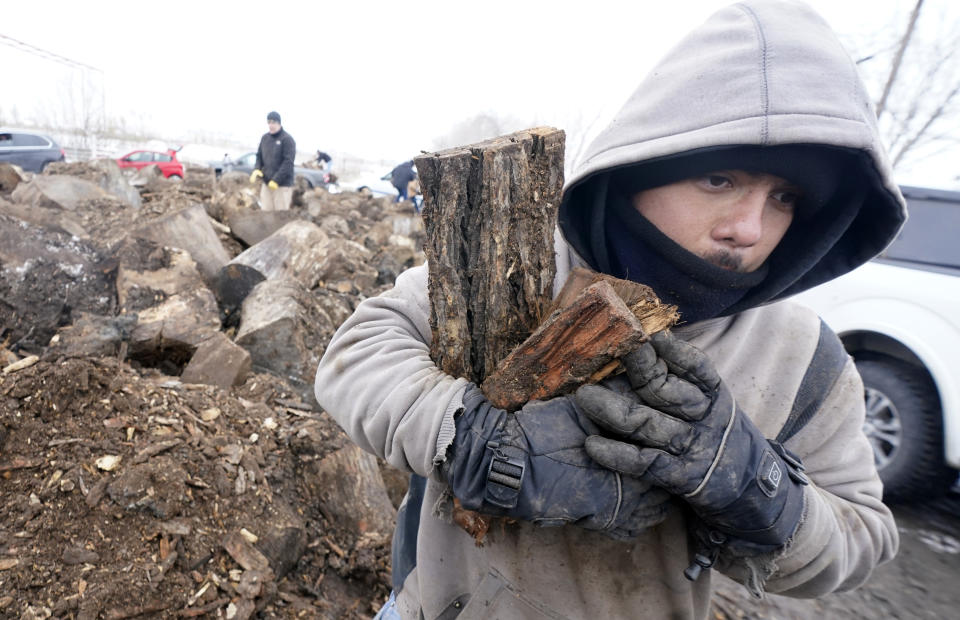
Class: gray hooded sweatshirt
315,1,904,618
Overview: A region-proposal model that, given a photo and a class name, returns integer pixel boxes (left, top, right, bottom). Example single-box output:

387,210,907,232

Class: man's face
631,170,800,273
267,120,281,134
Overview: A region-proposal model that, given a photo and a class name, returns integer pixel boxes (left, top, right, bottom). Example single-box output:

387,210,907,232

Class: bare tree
855,0,960,171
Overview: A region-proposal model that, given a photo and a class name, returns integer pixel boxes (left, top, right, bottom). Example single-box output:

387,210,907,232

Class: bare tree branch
892,80,960,167
876,0,925,120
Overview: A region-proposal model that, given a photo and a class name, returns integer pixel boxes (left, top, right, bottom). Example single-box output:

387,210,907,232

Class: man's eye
772,191,800,207
702,175,731,188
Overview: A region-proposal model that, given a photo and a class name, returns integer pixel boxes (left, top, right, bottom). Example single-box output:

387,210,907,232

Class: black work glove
442,385,673,540
576,331,808,551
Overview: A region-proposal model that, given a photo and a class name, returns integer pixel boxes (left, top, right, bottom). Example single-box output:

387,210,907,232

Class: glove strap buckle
484,442,525,509
684,530,725,581
768,440,810,486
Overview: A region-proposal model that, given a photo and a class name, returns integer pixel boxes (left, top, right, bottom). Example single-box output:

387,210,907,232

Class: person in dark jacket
250,111,296,210
390,160,417,203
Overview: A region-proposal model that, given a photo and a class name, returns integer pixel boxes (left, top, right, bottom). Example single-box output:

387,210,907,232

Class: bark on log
10,175,109,210
416,126,565,384
214,220,330,317
131,204,230,285
0,163,25,192
234,278,333,386
303,444,397,538
115,237,207,312
226,209,300,247
482,280,659,411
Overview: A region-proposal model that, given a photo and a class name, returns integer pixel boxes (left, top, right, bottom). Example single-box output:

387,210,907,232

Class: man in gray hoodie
314,1,903,618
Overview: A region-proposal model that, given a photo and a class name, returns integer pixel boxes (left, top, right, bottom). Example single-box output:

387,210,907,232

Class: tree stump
416,126,565,384
214,220,330,318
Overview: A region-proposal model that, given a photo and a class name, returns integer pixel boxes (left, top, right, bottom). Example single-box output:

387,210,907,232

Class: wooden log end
481,280,651,410
214,263,266,315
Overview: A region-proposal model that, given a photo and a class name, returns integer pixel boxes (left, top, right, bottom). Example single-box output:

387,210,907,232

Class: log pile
0,158,426,616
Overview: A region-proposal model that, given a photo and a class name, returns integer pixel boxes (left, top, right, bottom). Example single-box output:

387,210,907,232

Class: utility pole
0,33,106,156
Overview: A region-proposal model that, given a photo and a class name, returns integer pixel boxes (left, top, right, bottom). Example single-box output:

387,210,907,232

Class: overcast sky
3,0,958,187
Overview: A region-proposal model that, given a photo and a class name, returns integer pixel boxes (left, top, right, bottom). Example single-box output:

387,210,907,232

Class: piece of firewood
417,126,565,384
132,204,230,285
214,220,330,317
420,129,679,544
481,280,650,411
549,267,680,384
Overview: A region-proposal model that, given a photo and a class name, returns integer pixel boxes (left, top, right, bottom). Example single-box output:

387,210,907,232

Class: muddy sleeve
719,359,899,597
314,264,469,480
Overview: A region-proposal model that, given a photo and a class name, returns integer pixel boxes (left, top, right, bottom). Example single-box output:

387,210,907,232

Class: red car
116,149,184,179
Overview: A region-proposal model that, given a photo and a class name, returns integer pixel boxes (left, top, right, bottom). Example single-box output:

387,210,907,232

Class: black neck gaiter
592,185,767,324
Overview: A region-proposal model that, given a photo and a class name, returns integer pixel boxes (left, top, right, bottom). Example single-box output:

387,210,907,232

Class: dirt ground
712,490,960,619
0,356,393,619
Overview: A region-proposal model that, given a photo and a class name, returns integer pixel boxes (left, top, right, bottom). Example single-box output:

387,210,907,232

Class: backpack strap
390,473,427,592
776,320,850,444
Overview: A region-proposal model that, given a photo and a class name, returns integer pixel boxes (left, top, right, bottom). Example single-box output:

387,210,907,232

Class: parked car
0,128,65,172
116,149,184,179
349,167,422,210
793,185,960,501
213,152,332,189
352,170,399,198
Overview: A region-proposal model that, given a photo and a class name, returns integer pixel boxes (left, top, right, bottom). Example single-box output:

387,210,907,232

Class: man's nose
713,192,766,246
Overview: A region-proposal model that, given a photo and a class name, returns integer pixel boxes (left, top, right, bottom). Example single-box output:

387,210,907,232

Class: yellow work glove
249,169,263,184
268,180,279,190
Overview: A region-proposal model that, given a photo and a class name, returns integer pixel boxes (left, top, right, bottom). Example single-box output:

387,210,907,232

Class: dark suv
0,129,66,172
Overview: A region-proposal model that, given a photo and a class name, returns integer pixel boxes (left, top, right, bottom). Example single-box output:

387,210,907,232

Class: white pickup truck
793,185,960,501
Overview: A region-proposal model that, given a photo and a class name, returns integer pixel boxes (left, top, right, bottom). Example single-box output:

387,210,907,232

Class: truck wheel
856,356,955,502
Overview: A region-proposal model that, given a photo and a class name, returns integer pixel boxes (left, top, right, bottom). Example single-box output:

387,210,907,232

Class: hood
559,0,906,317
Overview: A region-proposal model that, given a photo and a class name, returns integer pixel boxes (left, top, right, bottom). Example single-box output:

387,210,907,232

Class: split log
301,444,397,537
225,209,300,247
46,313,138,359
44,159,142,208
10,175,109,210
114,237,207,312
234,278,333,386
416,126,565,383
0,196,88,237
0,163,25,192
180,331,252,388
131,204,230,285
419,129,679,542
214,220,330,316
128,288,222,367
481,278,677,411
